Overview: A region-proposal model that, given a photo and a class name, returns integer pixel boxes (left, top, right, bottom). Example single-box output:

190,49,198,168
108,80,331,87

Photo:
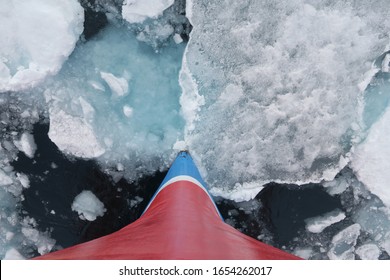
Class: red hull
34,152,300,260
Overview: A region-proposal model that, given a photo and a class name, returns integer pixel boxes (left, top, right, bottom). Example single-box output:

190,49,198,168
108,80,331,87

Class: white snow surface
351,106,390,208
122,0,174,23
71,190,106,221
305,209,346,233
182,0,390,196
0,0,84,92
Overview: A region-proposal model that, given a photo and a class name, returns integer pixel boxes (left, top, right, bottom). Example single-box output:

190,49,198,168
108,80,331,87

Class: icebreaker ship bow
34,151,300,259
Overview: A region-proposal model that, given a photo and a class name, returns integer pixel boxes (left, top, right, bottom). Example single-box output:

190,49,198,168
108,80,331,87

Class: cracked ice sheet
0,0,84,92
181,0,390,199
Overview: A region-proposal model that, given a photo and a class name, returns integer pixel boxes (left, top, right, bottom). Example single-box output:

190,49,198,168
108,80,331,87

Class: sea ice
14,132,37,158
382,53,390,72
122,0,174,23
351,106,390,208
44,24,185,179
100,71,129,97
0,0,84,92
181,0,390,197
293,248,313,259
327,223,361,260
356,244,381,260
0,170,13,186
3,248,25,260
48,109,106,159
71,190,106,221
354,201,390,256
305,209,346,234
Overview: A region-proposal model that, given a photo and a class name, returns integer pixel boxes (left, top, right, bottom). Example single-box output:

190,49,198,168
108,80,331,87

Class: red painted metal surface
34,179,300,260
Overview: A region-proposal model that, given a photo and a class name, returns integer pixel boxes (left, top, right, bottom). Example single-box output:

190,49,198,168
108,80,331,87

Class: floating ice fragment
88,80,105,92
100,71,129,97
16,173,30,189
173,34,183,44
129,196,143,207
14,132,37,158
21,226,55,255
71,190,106,221
117,163,124,171
305,209,346,233
122,0,174,23
48,109,105,158
210,181,264,202
3,248,25,260
328,224,361,260
354,201,390,256
356,244,381,260
293,248,313,259
0,169,13,186
123,105,133,118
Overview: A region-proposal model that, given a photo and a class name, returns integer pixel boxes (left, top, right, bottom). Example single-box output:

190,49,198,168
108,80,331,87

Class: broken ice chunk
356,244,381,260
71,190,106,221
14,132,37,158
327,224,361,260
100,72,129,97
305,209,346,234
122,0,174,23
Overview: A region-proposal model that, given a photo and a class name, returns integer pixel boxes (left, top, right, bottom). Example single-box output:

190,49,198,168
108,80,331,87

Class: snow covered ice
181,0,390,198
